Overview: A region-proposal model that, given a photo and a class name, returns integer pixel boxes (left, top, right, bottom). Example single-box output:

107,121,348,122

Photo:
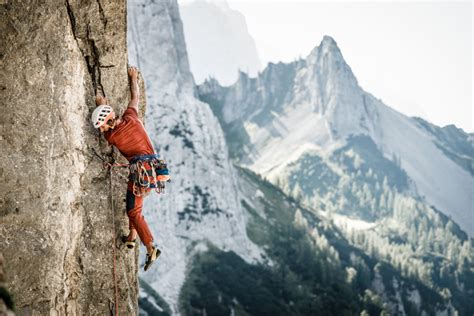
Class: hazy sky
209,1,473,132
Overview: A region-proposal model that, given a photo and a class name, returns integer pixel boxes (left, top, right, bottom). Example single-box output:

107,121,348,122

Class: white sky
218,0,473,132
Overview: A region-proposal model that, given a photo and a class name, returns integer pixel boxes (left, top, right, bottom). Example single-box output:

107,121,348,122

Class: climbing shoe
121,236,137,249
144,247,161,271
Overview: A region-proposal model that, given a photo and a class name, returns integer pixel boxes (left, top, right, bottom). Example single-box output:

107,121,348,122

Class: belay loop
129,154,171,196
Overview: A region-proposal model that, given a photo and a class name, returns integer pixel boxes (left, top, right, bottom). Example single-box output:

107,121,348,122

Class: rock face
1,1,141,314
0,253,14,316
127,0,262,313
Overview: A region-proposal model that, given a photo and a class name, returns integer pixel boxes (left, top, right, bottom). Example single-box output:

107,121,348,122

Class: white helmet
91,105,115,128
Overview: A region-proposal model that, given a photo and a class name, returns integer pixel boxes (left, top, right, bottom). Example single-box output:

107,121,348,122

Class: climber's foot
144,246,161,271
121,236,137,249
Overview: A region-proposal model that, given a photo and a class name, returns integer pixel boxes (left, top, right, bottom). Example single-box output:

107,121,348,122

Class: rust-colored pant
126,183,153,245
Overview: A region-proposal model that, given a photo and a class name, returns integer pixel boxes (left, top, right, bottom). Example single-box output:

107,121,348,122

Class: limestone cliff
1,1,141,314
128,0,263,312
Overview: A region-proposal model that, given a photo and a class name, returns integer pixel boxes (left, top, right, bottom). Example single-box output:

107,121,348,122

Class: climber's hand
95,93,108,106
128,66,140,108
128,66,139,81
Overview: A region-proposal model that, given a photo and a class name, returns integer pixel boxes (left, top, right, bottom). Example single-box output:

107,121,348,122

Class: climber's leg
125,189,154,247
127,214,138,241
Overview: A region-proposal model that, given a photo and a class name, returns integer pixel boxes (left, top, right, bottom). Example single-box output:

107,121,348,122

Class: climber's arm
127,66,139,111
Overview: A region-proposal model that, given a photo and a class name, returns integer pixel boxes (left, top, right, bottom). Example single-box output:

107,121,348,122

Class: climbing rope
91,148,120,314
109,166,120,316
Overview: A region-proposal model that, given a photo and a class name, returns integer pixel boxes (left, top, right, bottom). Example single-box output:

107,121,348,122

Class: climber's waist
129,154,160,164
128,154,171,196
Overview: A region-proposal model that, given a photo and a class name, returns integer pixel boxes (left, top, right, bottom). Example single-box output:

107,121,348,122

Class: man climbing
91,66,165,271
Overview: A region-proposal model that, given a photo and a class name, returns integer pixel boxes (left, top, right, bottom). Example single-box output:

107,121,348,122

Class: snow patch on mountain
329,213,377,231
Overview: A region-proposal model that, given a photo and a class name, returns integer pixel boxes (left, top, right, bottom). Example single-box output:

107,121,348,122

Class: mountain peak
305,35,358,97
307,35,343,60
321,35,337,47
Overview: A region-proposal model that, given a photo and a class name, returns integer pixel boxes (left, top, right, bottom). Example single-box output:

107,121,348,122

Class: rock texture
0,253,15,316
0,1,141,314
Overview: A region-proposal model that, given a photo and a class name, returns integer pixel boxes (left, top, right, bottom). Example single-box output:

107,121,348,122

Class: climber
91,66,162,271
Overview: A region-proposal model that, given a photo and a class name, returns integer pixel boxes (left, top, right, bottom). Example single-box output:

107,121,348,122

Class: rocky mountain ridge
198,35,474,236
198,35,474,314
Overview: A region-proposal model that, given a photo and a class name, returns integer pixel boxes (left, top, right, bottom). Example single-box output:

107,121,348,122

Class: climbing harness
91,149,171,196
129,154,171,196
